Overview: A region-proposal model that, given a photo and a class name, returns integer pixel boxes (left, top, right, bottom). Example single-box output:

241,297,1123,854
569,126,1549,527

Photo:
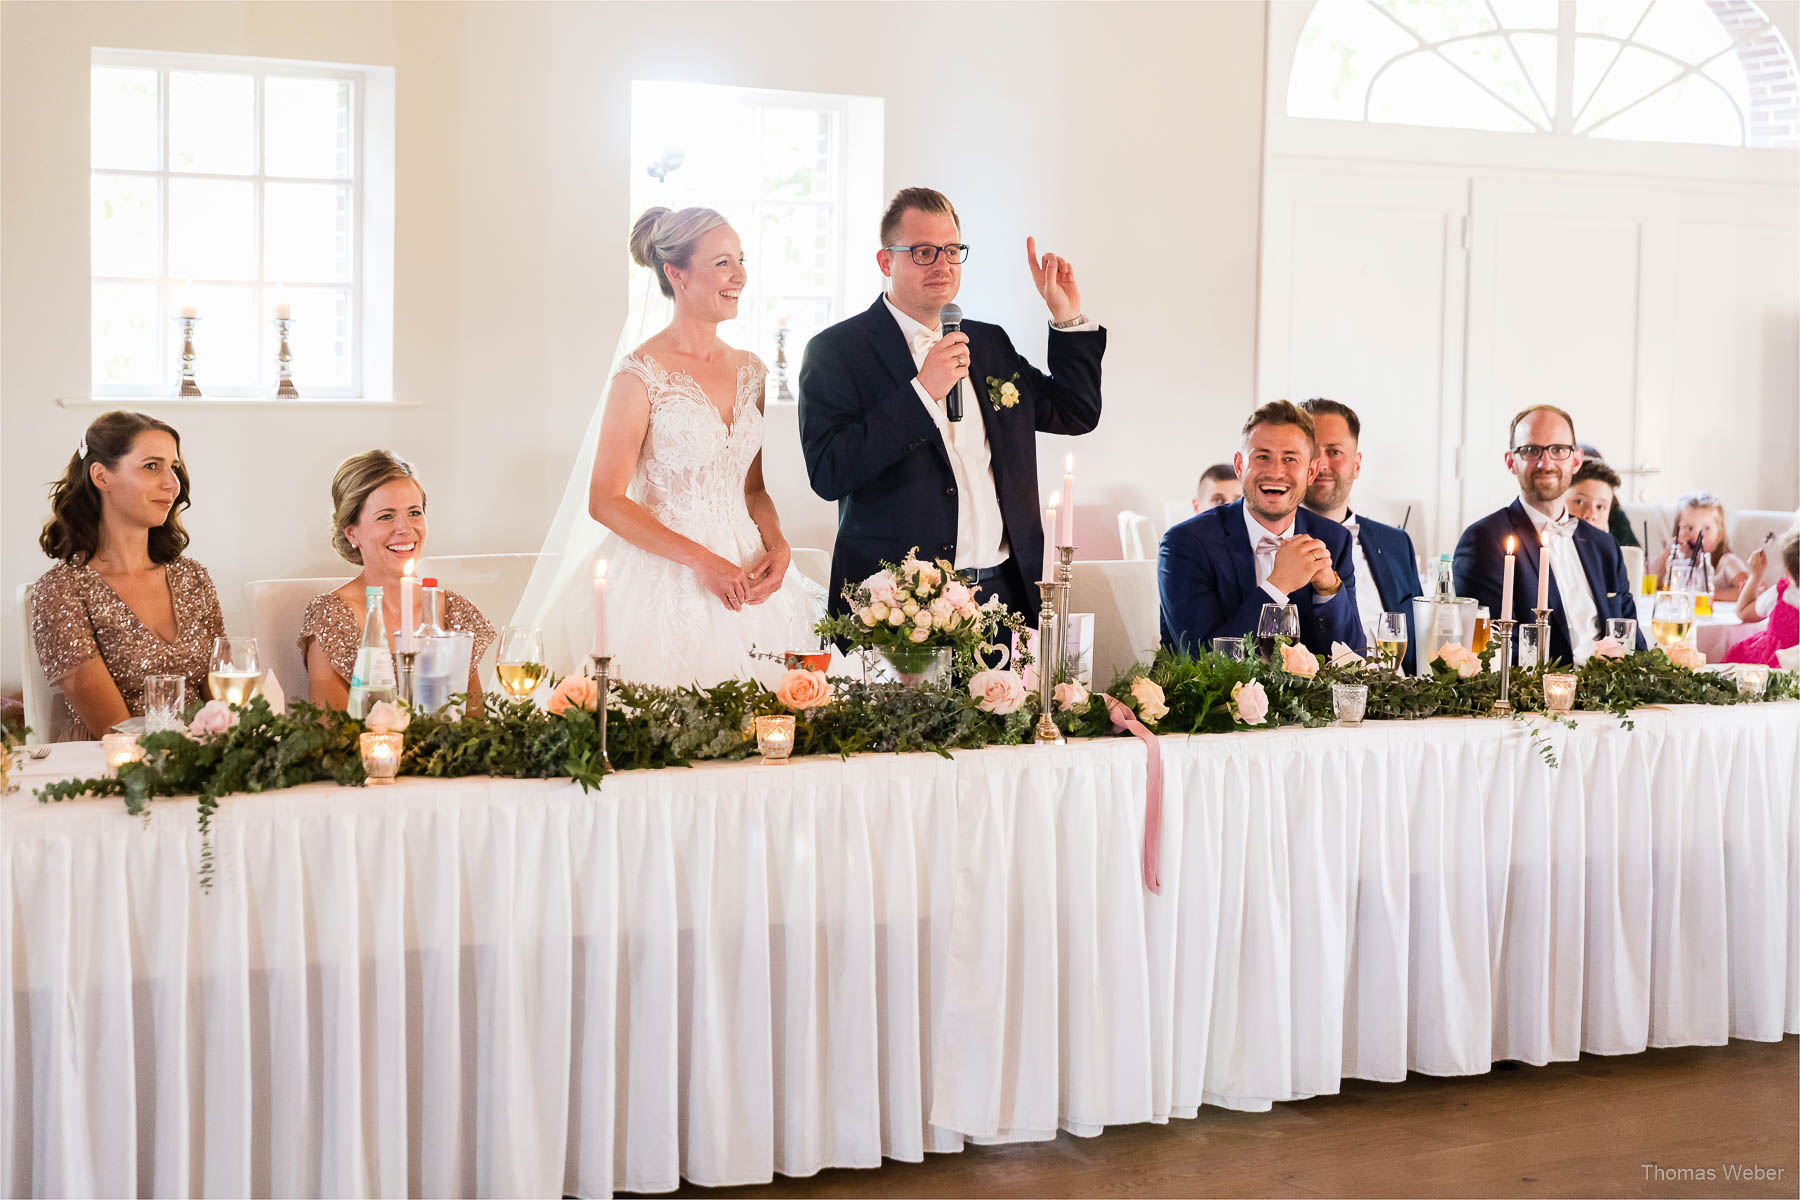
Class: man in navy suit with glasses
1453,404,1645,664
1299,398,1423,673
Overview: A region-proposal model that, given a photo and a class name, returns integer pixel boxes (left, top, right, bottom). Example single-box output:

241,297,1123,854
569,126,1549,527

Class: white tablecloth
5,705,1797,1197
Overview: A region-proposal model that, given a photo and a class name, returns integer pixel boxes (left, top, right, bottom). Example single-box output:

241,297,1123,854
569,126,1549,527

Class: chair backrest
1068,559,1161,688
1729,508,1798,558
17,583,60,740
245,576,346,703
1162,499,1192,532
1117,511,1155,561
790,547,831,588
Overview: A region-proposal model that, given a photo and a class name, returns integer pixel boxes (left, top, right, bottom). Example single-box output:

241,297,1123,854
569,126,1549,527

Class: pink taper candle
1537,526,1552,611
594,558,609,657
1501,535,1515,618
1058,453,1076,547
1043,491,1060,582
399,558,416,651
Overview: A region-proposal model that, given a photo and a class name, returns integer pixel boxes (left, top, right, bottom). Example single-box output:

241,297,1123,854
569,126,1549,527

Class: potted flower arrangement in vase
816,548,1031,686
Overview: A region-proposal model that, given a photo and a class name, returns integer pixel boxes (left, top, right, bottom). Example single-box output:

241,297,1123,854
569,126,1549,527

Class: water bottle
413,577,455,712
347,585,397,719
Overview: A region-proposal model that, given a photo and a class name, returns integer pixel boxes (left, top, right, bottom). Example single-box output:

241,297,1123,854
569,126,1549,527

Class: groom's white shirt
885,297,1009,570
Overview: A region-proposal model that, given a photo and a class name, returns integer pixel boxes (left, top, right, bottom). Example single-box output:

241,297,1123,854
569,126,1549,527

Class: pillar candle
1057,454,1076,547
594,558,609,657
1537,526,1552,611
274,301,292,320
1501,535,1516,617
399,559,416,651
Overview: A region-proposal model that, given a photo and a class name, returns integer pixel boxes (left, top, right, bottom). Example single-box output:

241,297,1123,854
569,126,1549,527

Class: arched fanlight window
1288,0,1798,149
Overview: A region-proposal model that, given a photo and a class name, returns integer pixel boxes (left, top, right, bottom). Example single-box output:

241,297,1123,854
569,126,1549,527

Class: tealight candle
1735,664,1770,697
1543,673,1577,715
179,304,198,319
273,301,292,320
1331,682,1367,727
755,714,795,764
359,730,403,784
101,732,144,774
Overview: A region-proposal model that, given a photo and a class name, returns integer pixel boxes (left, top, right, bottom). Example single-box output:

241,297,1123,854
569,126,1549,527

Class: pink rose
1592,636,1626,660
547,675,598,715
861,571,898,606
1054,680,1090,712
775,668,831,710
1434,642,1481,678
907,626,929,643
1230,679,1269,726
1666,644,1706,671
1280,642,1320,678
970,668,1028,715
1129,676,1169,724
942,581,972,610
364,700,411,732
187,698,237,738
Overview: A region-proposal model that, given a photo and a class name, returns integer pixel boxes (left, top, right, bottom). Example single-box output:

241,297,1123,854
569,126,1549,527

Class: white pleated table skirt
4,703,1796,1197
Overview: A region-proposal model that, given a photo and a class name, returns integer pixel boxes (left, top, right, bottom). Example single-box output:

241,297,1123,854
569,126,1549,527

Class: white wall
0,0,1267,696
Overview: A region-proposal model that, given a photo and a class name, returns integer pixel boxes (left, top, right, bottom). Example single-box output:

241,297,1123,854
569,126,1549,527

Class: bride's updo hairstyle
630,206,729,299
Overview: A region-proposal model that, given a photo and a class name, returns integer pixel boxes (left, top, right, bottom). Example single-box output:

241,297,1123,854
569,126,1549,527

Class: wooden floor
652,1037,1797,1199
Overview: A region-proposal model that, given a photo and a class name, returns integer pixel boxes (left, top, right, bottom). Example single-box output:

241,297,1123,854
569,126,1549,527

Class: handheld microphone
938,303,964,422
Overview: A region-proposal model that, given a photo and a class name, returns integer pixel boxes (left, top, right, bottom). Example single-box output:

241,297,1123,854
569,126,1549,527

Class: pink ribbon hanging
1101,693,1162,894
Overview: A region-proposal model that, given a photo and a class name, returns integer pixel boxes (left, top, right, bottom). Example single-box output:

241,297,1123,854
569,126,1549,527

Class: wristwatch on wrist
1313,570,1343,597
1051,315,1089,330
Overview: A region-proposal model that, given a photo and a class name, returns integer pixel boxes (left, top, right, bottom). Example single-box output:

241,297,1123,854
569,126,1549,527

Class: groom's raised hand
1026,236,1082,324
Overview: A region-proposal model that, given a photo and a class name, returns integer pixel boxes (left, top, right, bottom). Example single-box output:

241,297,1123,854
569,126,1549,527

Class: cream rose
1591,636,1626,660
1053,680,1090,712
1229,679,1269,726
970,668,1028,714
1128,676,1168,724
1434,642,1481,678
364,700,411,733
1666,643,1706,671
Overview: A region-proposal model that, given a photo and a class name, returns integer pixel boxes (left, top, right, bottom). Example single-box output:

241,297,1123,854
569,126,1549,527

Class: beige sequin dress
298,588,496,690
29,557,226,741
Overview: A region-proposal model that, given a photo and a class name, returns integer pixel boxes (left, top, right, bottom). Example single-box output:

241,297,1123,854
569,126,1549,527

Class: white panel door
1463,178,1676,524
1260,165,1468,557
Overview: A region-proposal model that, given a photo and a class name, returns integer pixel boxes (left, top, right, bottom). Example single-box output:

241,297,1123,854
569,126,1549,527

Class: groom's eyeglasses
884,243,971,266
1512,443,1577,462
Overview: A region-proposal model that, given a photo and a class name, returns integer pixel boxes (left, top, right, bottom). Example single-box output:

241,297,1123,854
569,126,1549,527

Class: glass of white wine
1374,612,1408,672
495,626,548,702
209,636,262,707
1650,590,1695,650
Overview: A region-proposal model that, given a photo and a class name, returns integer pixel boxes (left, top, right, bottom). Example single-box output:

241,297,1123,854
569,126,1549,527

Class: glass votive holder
1213,636,1248,661
1331,682,1368,727
359,731,403,784
1543,672,1578,715
1736,664,1770,697
144,673,186,733
756,714,796,764
101,731,144,775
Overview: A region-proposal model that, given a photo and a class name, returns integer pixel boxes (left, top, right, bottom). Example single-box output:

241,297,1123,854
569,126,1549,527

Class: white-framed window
90,49,393,400
629,81,884,396
1287,0,1798,149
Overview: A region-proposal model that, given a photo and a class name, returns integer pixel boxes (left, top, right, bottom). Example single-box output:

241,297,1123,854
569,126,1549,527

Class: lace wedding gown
586,351,823,688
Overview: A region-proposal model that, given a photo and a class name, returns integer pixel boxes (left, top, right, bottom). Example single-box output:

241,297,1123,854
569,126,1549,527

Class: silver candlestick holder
175,314,202,397
397,649,418,707
773,327,794,403
1531,607,1552,669
588,654,614,771
1033,580,1064,744
273,316,299,398
1052,544,1076,683
1490,618,1516,715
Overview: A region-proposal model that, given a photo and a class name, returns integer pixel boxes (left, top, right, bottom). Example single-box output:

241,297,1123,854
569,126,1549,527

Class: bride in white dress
512,206,823,687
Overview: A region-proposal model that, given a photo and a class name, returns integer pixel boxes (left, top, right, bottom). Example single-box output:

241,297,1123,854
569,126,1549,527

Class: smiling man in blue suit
1159,401,1366,658
1300,398,1423,672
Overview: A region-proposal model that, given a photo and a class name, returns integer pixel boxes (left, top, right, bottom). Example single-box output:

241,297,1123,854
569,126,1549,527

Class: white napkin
1777,644,1799,672
260,669,287,715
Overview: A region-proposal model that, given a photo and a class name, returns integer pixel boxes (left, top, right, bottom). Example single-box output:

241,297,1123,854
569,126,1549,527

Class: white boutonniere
985,373,1021,410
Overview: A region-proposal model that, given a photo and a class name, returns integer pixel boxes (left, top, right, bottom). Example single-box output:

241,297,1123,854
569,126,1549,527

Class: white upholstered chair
790,547,831,588
1116,511,1156,561
17,584,61,740
1067,559,1161,688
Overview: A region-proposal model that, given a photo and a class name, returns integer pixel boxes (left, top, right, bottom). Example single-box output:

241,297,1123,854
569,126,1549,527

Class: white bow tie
1545,516,1577,541
909,328,941,357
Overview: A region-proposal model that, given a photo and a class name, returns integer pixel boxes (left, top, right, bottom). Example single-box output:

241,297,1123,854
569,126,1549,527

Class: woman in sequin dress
30,411,225,741
298,450,495,709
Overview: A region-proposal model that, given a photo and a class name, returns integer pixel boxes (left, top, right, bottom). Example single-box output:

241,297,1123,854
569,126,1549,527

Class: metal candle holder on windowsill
587,654,614,771
175,315,203,397
273,316,300,398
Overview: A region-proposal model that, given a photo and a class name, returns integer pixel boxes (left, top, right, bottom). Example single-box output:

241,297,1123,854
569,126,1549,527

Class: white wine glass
1374,612,1408,672
1649,591,1695,651
495,626,548,702
209,636,262,708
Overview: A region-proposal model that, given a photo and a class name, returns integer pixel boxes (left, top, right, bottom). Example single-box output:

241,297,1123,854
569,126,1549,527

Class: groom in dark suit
1159,401,1367,658
797,187,1104,623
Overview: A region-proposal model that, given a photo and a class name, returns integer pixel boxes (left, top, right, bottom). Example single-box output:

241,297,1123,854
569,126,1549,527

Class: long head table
5,705,1797,1197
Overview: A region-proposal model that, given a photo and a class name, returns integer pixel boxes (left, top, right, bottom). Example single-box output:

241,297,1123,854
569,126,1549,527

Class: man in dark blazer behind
1454,404,1645,664
1159,401,1366,658
797,187,1103,623
1300,398,1423,672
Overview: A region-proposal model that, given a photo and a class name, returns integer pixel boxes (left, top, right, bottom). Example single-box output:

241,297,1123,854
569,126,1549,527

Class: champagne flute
1649,591,1695,651
208,636,262,707
1257,603,1299,659
1374,611,1409,671
495,626,548,701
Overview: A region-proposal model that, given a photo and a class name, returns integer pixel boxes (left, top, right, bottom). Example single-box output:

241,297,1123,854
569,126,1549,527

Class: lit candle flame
1506,535,1515,553
596,558,608,582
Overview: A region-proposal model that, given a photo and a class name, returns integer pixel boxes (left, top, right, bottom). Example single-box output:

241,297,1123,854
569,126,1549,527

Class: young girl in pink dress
1724,525,1798,667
